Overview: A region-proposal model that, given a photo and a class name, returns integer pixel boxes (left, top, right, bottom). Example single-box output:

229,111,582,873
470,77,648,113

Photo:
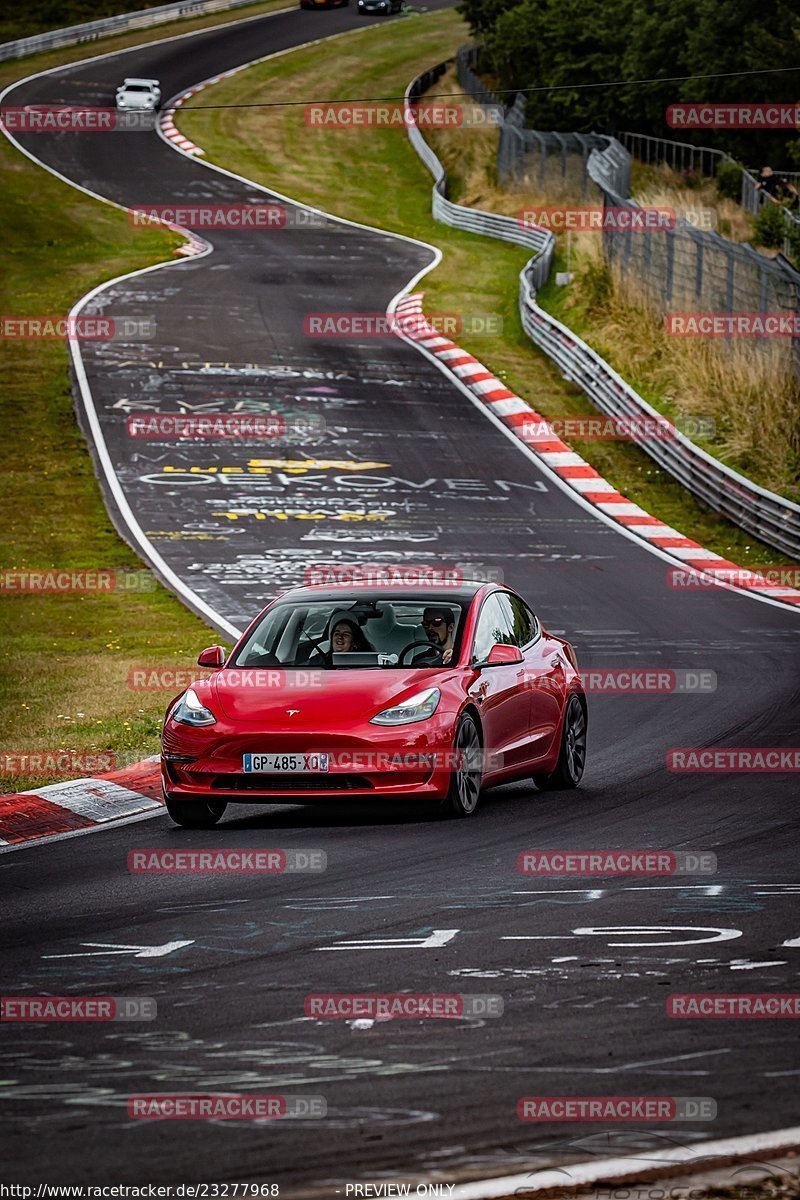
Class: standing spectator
754,166,780,201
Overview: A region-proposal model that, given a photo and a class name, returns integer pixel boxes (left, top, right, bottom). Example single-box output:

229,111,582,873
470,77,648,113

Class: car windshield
231,597,465,669
125,84,153,92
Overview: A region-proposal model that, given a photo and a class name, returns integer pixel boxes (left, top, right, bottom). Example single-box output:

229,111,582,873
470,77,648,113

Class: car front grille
209,773,375,793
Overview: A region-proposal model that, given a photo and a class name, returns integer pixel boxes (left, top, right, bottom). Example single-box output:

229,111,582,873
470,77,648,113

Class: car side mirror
487,643,523,665
197,645,226,668
473,643,523,668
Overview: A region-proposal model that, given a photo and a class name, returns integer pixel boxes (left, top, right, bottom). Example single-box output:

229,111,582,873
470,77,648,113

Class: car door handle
551,654,562,667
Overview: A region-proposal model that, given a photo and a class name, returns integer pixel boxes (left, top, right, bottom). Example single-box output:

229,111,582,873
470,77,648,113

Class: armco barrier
0,0,265,62
405,70,554,290
405,63,800,558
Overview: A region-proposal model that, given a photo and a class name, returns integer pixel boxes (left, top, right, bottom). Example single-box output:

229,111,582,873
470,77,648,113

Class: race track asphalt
2,3,800,1188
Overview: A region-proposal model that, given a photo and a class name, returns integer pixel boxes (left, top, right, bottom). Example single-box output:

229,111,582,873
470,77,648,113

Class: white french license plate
243,752,329,773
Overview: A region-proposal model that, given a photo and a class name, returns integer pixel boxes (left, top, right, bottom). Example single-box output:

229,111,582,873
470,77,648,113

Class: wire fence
615,129,800,241
406,59,800,558
456,45,800,377
405,67,554,288
499,107,610,202
615,130,728,181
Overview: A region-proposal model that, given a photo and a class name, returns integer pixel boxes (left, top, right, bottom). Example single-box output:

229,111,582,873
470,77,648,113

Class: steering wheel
398,640,444,666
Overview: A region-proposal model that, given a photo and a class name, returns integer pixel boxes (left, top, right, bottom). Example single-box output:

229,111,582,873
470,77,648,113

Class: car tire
532,694,586,790
165,796,228,828
443,713,483,817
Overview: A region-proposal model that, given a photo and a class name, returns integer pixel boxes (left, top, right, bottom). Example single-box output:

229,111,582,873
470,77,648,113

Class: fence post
665,232,675,304
695,239,704,300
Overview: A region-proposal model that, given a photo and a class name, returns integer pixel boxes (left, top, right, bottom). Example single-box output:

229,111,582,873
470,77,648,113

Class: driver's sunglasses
422,617,446,627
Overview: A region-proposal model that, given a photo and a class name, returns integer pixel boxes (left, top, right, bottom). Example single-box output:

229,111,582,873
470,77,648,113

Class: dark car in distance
358,0,404,13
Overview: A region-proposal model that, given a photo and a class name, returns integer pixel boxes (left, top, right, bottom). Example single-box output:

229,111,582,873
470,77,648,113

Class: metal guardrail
457,44,800,366
0,0,263,62
518,285,800,558
405,68,554,288
405,62,800,559
457,43,800,263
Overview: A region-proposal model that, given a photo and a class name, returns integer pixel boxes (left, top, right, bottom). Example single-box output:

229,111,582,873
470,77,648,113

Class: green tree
680,0,800,161
457,0,526,38
484,0,633,130
618,0,695,133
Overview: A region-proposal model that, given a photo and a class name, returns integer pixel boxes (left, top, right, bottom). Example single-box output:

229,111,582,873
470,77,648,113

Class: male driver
421,606,455,665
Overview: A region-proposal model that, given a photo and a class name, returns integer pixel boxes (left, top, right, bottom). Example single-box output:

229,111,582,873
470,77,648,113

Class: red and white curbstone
158,69,241,158
158,86,206,156
168,221,208,257
394,293,800,608
0,757,163,848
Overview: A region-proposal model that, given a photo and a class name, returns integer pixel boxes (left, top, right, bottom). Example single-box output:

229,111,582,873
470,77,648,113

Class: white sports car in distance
115,78,161,111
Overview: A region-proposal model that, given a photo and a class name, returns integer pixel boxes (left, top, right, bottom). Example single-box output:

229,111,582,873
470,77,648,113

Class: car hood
207,667,449,725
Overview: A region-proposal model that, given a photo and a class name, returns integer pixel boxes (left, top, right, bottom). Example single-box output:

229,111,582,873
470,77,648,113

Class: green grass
179,9,791,570
0,63,238,793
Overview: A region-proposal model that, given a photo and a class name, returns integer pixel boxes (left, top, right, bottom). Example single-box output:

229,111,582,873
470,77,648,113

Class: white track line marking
450,1124,800,1199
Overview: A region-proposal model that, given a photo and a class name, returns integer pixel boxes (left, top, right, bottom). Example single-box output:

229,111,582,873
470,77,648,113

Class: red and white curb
395,293,800,608
158,68,241,158
168,221,208,257
159,90,206,156
0,757,163,849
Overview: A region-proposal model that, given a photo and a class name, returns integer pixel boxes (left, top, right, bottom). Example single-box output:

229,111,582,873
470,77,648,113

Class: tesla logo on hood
286,709,300,716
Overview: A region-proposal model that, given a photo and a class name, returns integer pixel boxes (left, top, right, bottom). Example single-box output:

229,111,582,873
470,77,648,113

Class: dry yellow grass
557,257,800,497
632,162,756,244
428,72,799,500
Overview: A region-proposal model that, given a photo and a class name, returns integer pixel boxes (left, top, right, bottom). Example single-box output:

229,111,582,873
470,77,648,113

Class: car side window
504,593,538,647
472,593,516,662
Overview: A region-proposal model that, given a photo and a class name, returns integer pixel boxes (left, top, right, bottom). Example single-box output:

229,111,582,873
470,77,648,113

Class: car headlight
371,687,440,726
172,688,217,727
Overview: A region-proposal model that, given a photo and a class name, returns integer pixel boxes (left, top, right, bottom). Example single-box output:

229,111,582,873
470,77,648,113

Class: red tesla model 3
161,582,587,826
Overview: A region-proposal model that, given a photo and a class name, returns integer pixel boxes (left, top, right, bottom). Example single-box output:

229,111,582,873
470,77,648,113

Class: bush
783,219,800,268
753,201,789,250
715,159,743,201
